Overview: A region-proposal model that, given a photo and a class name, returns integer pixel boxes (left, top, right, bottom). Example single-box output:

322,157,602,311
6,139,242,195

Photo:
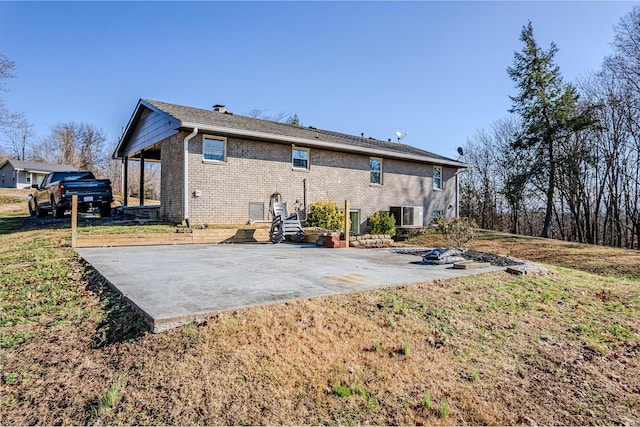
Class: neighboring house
0,159,77,189
113,99,467,231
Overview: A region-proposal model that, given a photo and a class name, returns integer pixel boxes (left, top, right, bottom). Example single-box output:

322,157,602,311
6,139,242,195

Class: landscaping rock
393,248,526,267
348,234,394,248
422,248,466,265
506,262,549,276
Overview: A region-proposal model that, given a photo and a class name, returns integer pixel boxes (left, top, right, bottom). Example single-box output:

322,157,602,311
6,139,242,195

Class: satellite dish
457,147,464,156
395,131,407,142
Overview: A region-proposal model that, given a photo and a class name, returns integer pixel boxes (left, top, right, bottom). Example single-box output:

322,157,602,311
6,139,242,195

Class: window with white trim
433,166,442,190
203,136,226,162
292,147,309,169
370,158,382,185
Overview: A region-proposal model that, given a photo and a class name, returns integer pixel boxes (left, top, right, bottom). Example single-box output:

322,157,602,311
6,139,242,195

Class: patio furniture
270,202,304,243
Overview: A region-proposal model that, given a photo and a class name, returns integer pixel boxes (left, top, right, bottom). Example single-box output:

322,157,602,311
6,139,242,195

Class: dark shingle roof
3,159,77,173
142,99,462,166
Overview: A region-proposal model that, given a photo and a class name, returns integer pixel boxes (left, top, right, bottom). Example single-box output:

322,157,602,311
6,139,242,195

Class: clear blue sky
0,1,635,160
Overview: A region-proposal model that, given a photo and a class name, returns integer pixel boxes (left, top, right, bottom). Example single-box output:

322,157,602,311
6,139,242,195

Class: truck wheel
52,198,64,219
35,201,47,218
100,204,111,218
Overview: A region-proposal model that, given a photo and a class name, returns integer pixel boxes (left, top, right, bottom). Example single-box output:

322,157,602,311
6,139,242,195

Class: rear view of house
0,159,77,190
113,99,466,231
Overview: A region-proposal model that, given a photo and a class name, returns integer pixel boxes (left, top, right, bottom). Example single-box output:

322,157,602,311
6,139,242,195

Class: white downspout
456,169,460,218
183,127,198,227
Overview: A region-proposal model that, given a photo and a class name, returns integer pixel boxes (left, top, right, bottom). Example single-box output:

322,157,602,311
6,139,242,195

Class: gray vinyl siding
124,109,180,158
0,163,15,188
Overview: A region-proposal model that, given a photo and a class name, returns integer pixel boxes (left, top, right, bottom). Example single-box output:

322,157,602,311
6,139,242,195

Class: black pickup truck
28,170,113,218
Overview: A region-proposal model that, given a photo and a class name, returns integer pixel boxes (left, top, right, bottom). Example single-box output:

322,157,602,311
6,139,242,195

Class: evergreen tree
508,21,597,238
286,113,301,126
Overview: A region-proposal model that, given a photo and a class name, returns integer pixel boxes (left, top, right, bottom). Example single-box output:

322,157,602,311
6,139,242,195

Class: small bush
431,215,477,248
307,199,344,231
368,211,396,236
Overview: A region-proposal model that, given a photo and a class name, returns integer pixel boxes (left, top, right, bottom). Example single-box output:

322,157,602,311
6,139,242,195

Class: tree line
461,6,640,250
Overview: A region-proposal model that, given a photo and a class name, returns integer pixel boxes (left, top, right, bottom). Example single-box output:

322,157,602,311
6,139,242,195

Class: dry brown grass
1,191,639,425
3,268,639,425
0,188,31,216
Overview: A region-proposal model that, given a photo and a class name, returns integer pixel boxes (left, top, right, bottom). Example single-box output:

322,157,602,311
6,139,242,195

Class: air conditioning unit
389,206,424,227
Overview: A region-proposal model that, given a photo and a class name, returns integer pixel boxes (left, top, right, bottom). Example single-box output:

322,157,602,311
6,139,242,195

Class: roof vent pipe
183,127,198,226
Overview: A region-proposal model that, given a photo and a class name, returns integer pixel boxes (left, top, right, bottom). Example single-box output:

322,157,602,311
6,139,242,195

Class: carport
78,243,502,332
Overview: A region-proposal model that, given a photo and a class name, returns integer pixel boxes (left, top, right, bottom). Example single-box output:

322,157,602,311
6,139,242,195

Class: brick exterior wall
160,131,459,229
159,133,185,221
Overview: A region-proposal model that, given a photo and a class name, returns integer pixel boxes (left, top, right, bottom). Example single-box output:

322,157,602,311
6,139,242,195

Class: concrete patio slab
77,243,502,332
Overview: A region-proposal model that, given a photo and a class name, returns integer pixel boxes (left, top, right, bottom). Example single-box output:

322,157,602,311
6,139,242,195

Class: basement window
203,136,226,162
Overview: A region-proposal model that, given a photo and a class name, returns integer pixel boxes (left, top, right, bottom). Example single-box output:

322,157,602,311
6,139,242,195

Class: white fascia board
181,121,467,168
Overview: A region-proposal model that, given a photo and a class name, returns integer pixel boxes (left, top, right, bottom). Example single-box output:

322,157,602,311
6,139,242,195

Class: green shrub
368,211,396,236
431,215,477,248
307,199,344,231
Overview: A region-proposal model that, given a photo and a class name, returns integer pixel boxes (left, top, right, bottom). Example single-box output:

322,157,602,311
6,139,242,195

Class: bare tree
0,53,22,130
245,108,299,124
77,123,107,173
460,128,500,229
246,108,267,118
3,118,34,160
40,122,109,175
606,5,640,106
601,5,640,248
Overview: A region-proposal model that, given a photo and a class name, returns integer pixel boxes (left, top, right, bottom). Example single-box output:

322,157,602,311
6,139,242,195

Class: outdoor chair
270,202,304,243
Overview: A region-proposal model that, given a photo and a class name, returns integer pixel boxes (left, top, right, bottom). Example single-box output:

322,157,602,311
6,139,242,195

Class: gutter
183,127,198,227
180,121,468,168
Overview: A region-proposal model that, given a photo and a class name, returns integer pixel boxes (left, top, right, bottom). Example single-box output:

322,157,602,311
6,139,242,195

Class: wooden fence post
71,195,78,249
